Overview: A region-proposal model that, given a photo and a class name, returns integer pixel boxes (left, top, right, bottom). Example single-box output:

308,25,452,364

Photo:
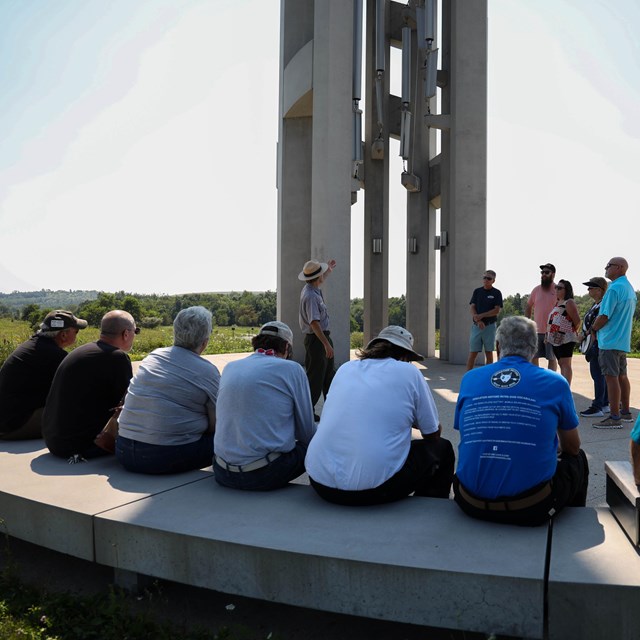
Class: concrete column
310,0,354,365
438,0,487,364
405,14,437,359
277,0,315,363
363,0,390,344
277,119,312,363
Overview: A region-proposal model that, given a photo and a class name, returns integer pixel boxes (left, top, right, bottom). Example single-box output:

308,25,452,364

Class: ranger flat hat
298,260,329,282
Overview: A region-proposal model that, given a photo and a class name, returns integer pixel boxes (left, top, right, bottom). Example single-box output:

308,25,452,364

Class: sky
0,0,638,299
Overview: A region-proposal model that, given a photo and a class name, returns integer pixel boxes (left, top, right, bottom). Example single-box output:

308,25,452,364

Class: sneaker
602,405,610,413
593,416,623,429
580,407,604,417
621,411,634,423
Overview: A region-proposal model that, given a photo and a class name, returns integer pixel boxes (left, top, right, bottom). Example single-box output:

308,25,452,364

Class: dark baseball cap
539,263,556,272
42,310,88,331
582,277,607,290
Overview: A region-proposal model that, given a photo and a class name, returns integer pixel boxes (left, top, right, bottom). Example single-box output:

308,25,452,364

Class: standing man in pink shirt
525,263,558,371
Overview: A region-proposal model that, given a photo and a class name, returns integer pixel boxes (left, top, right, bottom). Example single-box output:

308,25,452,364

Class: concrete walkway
194,352,640,508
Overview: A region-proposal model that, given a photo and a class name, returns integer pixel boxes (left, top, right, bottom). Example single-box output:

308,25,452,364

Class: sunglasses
482,276,493,280
541,270,552,275
555,285,565,290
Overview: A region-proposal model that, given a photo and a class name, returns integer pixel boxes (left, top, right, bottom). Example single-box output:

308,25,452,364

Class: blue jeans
213,442,307,491
588,346,609,409
116,433,213,474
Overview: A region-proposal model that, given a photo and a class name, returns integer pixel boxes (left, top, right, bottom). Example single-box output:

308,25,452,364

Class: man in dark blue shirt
466,270,503,371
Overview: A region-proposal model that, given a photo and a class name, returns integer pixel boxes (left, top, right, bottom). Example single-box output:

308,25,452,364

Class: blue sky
0,0,638,297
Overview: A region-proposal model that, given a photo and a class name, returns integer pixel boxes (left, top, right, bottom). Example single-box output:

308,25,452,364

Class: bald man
43,310,138,460
591,257,636,429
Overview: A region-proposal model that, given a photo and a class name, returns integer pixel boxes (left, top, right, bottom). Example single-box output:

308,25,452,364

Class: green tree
350,298,364,331
20,303,40,322
122,295,142,322
388,295,406,326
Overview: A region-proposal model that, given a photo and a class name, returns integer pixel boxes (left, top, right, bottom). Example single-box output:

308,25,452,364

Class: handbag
579,333,592,355
94,412,119,454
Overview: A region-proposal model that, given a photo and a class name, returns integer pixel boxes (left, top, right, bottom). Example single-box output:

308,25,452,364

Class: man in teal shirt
592,257,637,428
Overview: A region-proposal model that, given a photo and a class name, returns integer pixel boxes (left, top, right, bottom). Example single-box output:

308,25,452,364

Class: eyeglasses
605,263,620,269
102,327,140,336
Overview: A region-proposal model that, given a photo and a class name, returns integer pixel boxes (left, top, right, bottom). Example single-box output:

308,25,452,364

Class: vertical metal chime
371,0,386,158
399,23,412,162
352,0,363,181
423,0,438,102
400,6,421,193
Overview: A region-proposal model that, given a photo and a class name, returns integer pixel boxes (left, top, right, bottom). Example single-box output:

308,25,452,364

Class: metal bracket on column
424,114,451,130
434,230,449,251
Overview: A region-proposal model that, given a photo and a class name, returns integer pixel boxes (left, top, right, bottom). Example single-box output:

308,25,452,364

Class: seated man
43,310,137,461
454,316,589,526
305,326,454,506
0,310,87,440
116,306,220,474
631,416,640,491
213,321,315,491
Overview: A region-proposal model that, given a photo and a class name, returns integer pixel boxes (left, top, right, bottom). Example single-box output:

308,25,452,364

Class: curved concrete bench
1,440,639,640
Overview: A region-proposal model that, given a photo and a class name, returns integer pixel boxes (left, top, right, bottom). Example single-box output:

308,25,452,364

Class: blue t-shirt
454,355,579,498
469,286,503,325
631,415,640,445
598,275,636,352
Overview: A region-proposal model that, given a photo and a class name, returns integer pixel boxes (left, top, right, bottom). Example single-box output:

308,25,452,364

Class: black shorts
552,342,576,359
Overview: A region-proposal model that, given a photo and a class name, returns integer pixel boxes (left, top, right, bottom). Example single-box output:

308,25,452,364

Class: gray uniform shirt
299,284,330,334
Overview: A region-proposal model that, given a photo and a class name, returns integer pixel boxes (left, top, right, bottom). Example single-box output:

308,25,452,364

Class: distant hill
0,290,99,311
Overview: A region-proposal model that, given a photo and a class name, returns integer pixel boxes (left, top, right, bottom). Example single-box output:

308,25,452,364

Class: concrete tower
277,0,487,366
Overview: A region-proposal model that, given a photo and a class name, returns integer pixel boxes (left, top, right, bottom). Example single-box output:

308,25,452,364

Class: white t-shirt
305,357,439,490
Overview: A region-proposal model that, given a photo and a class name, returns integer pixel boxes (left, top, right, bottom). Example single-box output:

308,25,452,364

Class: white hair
496,316,538,361
173,306,213,351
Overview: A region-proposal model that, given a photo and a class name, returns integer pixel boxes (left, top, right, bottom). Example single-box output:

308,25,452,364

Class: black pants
453,449,589,526
304,332,335,407
310,437,455,506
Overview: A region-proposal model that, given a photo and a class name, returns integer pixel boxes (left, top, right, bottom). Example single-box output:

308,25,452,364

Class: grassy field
0,319,255,367
1,318,636,367
0,320,370,367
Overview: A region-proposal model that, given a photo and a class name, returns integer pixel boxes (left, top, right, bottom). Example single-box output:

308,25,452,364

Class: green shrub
350,331,363,350
140,317,163,329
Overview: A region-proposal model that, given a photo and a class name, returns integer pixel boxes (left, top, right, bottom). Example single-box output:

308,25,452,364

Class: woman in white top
546,280,580,386
305,326,454,506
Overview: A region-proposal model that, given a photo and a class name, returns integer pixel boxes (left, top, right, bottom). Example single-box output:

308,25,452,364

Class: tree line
2,289,639,350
